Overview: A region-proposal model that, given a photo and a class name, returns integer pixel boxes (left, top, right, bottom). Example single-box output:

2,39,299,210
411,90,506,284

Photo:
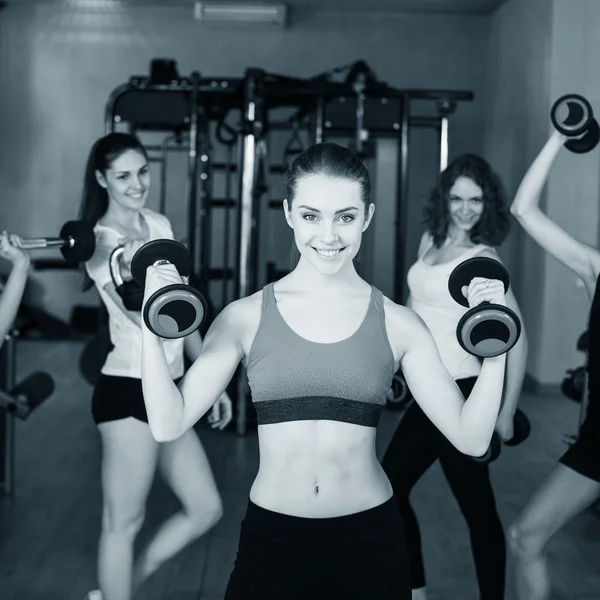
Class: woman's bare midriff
249,419,393,518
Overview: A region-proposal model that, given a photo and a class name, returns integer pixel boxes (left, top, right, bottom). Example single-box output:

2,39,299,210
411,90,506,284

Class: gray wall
0,3,488,319
484,0,600,386
8,1,600,387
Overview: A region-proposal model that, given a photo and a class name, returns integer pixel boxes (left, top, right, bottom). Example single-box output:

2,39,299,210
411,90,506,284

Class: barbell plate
59,220,96,264
448,257,510,308
131,239,191,288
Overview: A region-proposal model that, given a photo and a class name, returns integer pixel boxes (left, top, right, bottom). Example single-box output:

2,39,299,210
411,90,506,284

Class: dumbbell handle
19,236,75,250
0,389,27,408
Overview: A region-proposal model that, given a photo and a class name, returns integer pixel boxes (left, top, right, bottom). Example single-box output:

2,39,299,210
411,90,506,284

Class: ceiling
4,0,510,16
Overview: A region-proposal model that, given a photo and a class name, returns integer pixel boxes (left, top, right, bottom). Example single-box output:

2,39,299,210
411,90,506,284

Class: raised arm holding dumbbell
508,94,600,600
511,94,600,294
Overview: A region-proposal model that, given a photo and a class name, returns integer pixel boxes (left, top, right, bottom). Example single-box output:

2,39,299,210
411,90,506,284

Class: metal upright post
197,100,213,290
437,99,456,172
394,94,410,303
315,97,325,144
187,72,202,282
234,68,266,436
0,331,17,496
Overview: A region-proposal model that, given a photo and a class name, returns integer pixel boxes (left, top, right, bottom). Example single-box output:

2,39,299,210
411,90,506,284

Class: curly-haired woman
381,154,529,600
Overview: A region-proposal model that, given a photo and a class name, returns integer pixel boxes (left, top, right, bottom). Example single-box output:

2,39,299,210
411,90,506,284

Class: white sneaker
85,591,103,600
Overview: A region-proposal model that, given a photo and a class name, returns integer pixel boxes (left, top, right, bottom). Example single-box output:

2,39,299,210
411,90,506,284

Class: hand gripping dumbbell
0,372,55,420
448,257,522,358
472,409,532,465
131,239,208,339
18,220,96,265
109,246,145,311
550,94,600,154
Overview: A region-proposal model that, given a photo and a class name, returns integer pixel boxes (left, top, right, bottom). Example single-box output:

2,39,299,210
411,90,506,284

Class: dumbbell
561,366,586,404
109,246,145,311
448,257,521,358
16,220,96,265
386,371,412,410
472,409,532,465
0,372,55,420
550,94,600,154
131,239,208,339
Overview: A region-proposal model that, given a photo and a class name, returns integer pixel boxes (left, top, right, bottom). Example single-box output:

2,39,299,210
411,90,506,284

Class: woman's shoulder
212,288,265,332
417,230,434,254
381,294,425,329
141,208,172,231
86,228,117,267
381,294,430,352
473,245,502,262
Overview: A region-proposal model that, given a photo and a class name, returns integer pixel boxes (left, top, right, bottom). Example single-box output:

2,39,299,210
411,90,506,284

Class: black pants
91,374,182,425
560,400,600,482
381,377,506,600
224,496,411,600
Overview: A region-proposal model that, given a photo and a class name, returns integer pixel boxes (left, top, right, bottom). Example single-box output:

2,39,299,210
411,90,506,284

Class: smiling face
284,173,374,276
447,175,484,234
95,149,150,211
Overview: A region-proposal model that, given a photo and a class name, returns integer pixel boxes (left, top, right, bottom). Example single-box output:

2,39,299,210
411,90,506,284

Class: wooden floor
1,340,600,600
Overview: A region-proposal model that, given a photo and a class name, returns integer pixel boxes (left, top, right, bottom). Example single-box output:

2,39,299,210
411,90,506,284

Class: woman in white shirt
81,132,231,600
381,154,528,600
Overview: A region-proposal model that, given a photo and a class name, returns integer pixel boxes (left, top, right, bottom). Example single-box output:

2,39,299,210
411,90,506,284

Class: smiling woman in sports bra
139,143,509,599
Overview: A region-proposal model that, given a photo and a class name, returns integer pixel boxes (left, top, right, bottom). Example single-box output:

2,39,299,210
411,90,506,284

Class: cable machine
104,59,474,435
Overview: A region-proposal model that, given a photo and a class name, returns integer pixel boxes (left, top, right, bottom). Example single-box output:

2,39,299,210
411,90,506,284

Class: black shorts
224,496,411,600
91,374,181,425
559,409,600,483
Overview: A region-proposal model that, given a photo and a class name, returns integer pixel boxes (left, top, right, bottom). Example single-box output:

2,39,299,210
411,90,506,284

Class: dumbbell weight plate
472,432,502,465
143,284,207,339
448,257,510,308
457,304,522,358
131,239,192,288
504,408,531,447
564,118,600,154
551,94,594,137
59,220,96,265
386,373,411,409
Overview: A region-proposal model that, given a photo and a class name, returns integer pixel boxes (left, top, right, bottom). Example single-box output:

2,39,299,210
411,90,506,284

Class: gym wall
484,0,600,388
0,3,488,322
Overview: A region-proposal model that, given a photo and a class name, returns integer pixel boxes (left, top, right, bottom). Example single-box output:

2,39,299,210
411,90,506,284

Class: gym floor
1,340,600,600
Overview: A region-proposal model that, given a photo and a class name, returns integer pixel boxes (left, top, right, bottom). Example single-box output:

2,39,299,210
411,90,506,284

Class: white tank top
85,208,185,380
407,237,490,380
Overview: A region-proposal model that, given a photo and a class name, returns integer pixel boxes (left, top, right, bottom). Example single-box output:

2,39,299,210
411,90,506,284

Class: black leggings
224,496,411,600
381,377,506,600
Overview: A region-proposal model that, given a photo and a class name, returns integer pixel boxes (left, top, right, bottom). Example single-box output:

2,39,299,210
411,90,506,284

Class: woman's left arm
476,249,529,440
495,286,528,439
183,328,233,430
184,331,204,362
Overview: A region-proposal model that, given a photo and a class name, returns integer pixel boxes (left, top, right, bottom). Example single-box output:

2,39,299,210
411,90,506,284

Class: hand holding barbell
3,220,96,265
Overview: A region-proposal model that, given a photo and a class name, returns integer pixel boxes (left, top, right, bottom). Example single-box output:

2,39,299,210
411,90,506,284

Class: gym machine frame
0,331,17,495
104,62,473,435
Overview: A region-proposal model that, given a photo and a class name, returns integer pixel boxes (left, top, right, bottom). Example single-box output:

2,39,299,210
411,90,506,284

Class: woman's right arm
510,130,600,285
141,300,245,442
387,277,508,456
